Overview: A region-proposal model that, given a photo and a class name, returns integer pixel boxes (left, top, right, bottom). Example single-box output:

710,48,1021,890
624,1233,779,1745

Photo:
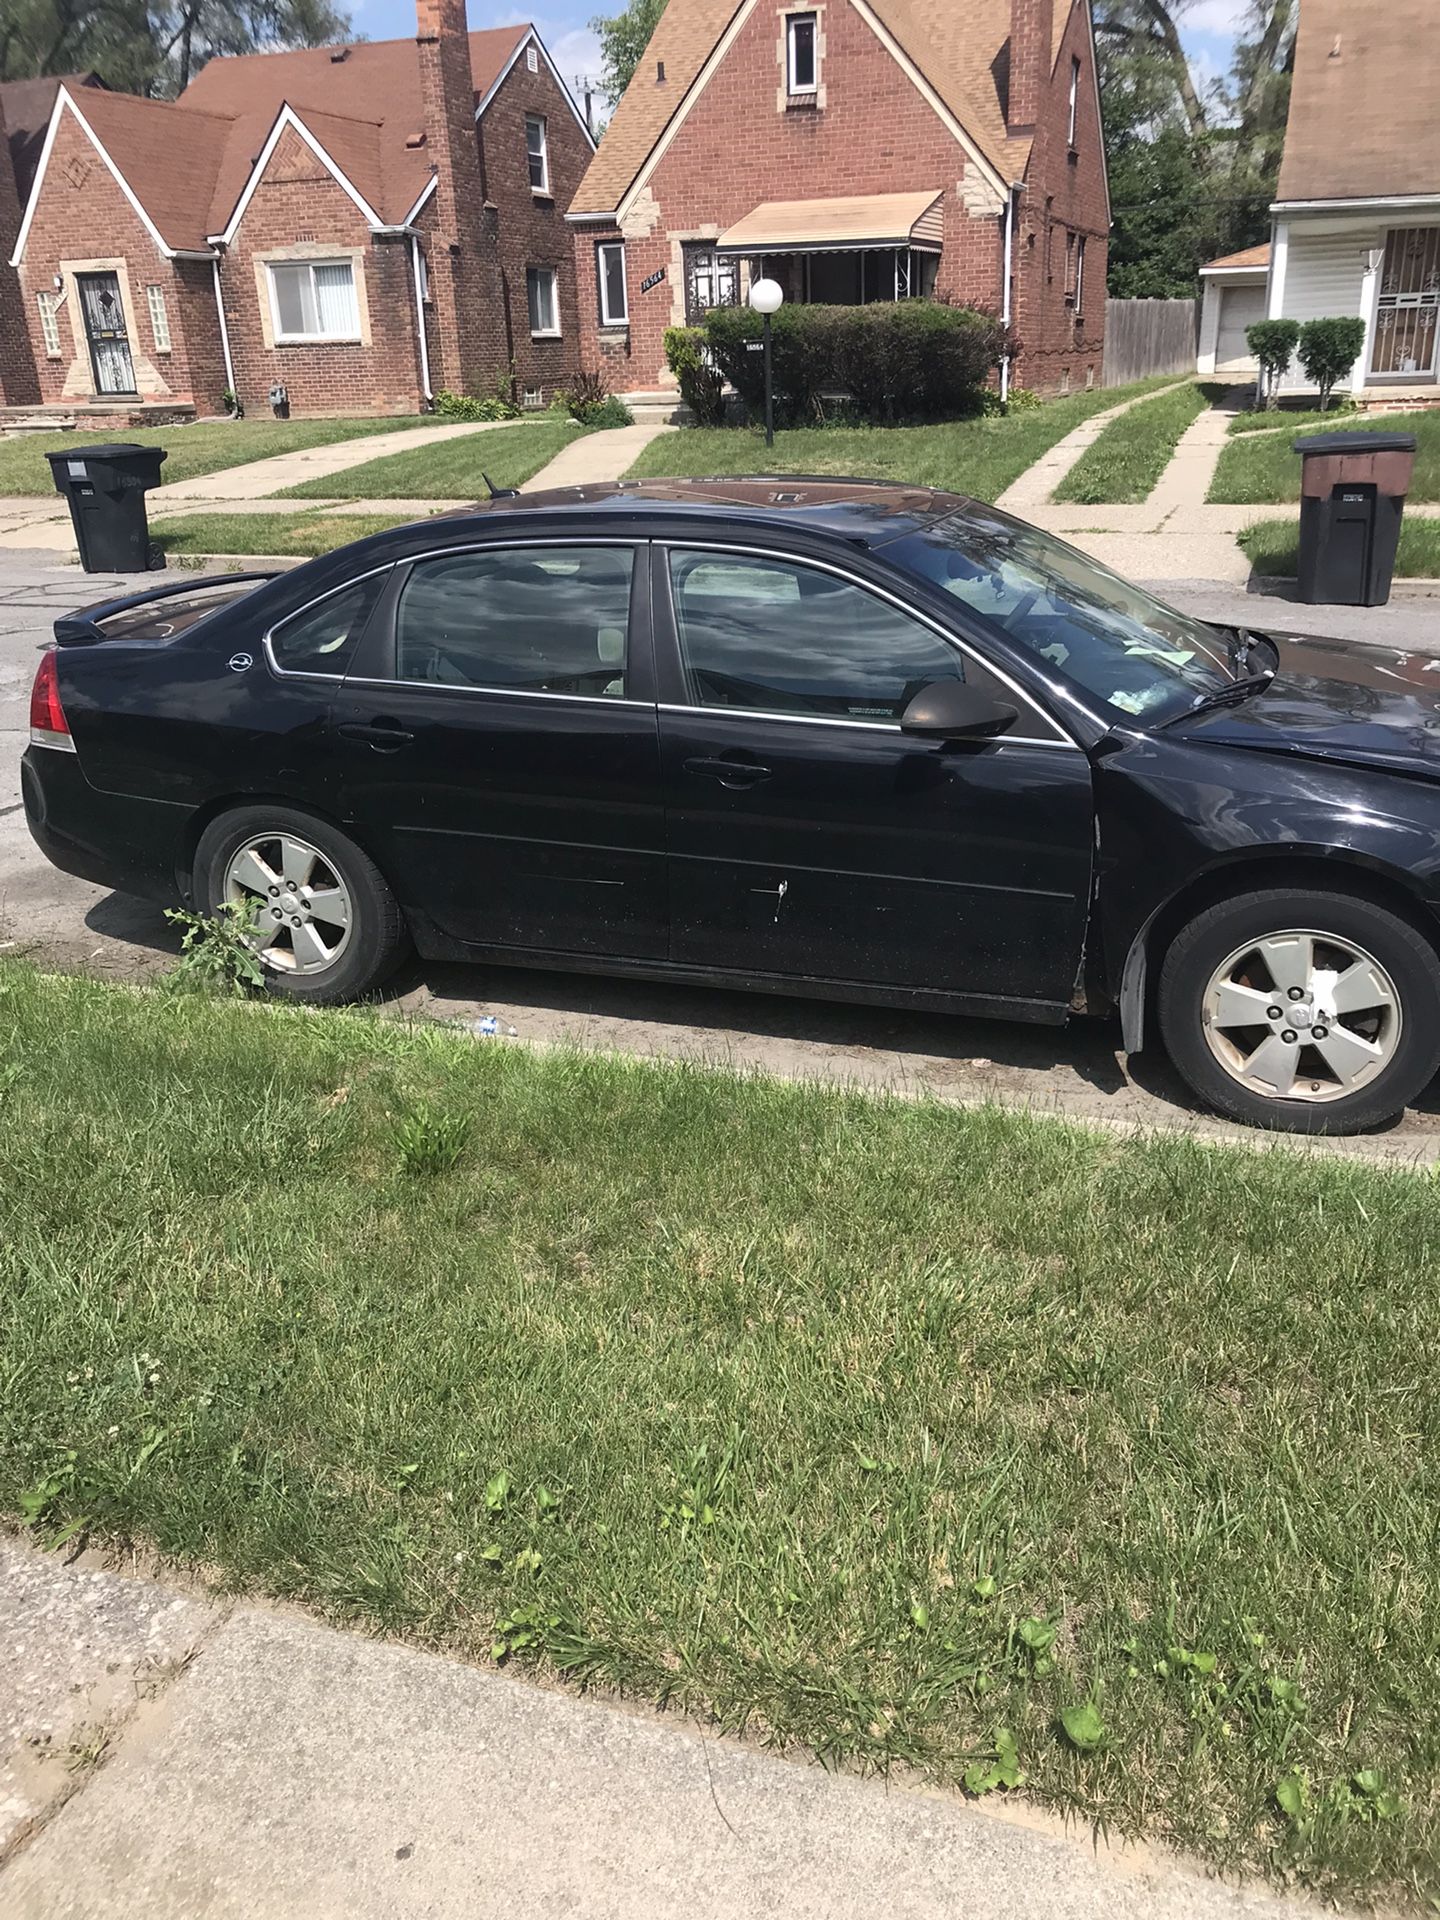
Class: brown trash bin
1293,430,1416,607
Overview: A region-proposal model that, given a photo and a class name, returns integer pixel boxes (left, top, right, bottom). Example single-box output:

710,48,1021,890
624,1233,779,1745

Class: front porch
1272,210,1440,405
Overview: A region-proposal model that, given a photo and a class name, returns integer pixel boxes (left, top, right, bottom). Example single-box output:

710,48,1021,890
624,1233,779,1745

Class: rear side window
394,546,635,697
269,575,385,676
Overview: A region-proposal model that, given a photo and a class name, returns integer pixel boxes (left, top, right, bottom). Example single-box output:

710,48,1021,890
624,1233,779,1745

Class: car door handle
684,755,773,787
338,718,414,752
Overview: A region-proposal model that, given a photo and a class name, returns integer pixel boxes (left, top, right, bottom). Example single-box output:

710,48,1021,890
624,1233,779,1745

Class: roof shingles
1277,0,1440,204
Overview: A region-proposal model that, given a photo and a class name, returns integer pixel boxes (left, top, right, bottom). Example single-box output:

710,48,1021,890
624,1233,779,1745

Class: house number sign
640,267,666,293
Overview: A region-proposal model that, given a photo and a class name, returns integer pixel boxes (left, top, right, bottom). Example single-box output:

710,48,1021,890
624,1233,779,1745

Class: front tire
1157,887,1440,1133
193,806,408,1005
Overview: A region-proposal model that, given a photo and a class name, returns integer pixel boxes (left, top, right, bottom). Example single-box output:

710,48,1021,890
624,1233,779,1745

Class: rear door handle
684,755,773,788
338,718,414,752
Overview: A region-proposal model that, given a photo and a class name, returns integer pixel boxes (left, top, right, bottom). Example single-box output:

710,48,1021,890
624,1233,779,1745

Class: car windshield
883,504,1237,723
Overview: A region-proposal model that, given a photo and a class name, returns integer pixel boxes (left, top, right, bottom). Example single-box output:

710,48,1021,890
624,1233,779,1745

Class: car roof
421,476,969,547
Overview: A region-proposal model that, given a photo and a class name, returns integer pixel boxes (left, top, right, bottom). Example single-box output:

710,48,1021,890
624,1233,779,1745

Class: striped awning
714,190,945,256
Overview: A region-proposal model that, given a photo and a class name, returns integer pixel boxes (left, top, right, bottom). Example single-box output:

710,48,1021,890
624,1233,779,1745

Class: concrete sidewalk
520,420,676,490
0,1536,1312,1920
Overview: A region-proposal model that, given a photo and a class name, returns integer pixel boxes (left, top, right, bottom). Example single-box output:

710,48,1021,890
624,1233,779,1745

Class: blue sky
350,0,1251,112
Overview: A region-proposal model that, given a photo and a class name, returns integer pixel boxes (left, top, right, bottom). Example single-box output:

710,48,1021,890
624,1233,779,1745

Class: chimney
415,0,506,392
0,96,42,406
1007,0,1054,134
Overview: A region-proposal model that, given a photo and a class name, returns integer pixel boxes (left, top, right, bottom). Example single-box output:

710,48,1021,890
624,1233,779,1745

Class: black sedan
23,477,1440,1133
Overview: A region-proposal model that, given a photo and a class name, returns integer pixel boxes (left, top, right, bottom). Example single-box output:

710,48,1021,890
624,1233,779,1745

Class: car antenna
482,473,521,500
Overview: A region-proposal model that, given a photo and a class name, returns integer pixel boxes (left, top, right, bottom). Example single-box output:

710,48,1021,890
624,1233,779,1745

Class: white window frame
1074,236,1086,317
786,12,818,96
522,384,545,409
36,290,62,358
526,114,550,195
527,266,561,338
146,283,172,353
597,241,628,327
265,258,361,344
1067,57,1080,147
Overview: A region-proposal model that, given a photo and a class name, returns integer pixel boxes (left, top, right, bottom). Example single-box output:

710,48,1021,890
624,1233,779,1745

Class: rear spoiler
52,572,281,647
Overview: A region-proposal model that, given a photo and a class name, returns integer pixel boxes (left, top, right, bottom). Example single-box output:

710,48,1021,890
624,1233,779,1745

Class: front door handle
684,755,773,788
338,718,414,752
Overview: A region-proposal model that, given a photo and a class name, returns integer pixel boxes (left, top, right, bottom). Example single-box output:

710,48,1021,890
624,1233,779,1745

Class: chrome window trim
656,702,1068,749
658,539,1083,752
262,564,396,681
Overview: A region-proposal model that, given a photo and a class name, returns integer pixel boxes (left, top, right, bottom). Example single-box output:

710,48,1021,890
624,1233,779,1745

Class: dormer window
526,114,549,194
787,13,817,96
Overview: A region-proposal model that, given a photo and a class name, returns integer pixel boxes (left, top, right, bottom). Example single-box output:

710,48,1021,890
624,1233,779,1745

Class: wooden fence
1103,299,1199,386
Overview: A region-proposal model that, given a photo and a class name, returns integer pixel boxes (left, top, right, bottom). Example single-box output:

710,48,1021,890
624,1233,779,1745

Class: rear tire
1158,887,1440,1133
193,805,408,1005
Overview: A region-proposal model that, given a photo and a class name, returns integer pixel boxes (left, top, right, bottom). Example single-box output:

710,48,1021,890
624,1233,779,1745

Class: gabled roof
569,0,1053,219
1201,243,1270,274
0,71,106,199
1277,0,1440,204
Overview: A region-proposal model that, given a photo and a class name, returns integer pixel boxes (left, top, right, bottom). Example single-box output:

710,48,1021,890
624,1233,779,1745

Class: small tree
1246,318,1299,410
1297,316,1368,411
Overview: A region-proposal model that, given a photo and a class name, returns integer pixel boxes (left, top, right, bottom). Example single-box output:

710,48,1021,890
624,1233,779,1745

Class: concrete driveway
6,549,1440,1165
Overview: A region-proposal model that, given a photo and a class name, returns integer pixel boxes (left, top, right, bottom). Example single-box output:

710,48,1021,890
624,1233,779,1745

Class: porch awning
714,190,945,256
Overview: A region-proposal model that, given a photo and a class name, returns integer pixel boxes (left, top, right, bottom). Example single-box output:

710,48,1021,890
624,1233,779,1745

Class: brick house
4,3,594,423
566,0,1108,402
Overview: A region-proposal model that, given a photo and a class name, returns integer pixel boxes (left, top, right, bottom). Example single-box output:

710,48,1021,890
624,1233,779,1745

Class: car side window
666,548,989,723
395,546,635,697
269,575,386,676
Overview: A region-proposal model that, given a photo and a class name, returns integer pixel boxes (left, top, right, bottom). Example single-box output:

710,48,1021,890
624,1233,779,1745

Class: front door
654,545,1094,1016
1370,228,1440,380
332,540,668,959
77,273,136,395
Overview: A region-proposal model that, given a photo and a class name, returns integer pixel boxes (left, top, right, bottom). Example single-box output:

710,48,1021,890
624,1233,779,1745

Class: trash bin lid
1293,430,1417,455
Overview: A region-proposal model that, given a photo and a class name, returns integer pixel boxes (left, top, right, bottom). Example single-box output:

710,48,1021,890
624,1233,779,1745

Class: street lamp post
748,277,784,449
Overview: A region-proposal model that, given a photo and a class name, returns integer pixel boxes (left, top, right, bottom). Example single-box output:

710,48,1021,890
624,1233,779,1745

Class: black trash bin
45,442,168,573
1293,430,1416,607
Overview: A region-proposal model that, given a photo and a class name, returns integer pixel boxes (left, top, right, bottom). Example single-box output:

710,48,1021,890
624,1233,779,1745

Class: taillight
29,649,75,752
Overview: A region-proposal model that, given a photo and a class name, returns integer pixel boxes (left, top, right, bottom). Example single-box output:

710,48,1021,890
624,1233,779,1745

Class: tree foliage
0,0,352,96
1246,317,1300,408
1297,316,1367,411
589,0,667,108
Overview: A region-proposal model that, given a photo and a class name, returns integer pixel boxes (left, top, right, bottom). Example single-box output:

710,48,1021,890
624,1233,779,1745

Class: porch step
0,401,198,436
618,391,694,427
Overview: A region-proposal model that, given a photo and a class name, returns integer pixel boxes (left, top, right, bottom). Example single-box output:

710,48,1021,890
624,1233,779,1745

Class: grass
0,417,438,497
151,511,446,560
281,420,587,499
1239,515,1440,580
1052,382,1210,505
624,378,1180,504
3,960,1440,1909
1210,410,1440,504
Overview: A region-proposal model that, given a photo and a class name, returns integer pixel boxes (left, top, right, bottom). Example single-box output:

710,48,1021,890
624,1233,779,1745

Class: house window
597,241,628,326
527,266,560,336
416,244,431,302
522,385,544,409
1067,57,1080,147
683,245,738,322
146,284,172,353
1064,232,1085,314
526,42,538,71
526,115,550,194
36,290,62,358
787,12,818,96
267,259,360,342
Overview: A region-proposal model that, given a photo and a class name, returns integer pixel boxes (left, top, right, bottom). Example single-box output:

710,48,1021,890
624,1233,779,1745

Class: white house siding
1275,221,1376,391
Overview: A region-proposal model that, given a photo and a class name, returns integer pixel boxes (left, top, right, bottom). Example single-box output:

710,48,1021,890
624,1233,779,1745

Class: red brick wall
16,105,223,413
0,98,41,405
1011,3,1108,394
574,0,1108,397
478,47,593,402
218,126,425,417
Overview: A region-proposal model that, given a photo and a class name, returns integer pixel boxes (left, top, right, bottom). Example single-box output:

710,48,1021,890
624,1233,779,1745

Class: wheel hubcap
223,832,352,976
1201,928,1401,1104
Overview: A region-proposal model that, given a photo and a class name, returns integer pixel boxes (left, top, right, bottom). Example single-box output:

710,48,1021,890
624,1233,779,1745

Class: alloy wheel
1201,927,1401,1104
223,831,352,976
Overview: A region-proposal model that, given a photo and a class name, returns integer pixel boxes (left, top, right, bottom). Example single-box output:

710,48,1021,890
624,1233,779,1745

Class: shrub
558,368,634,427
663,326,727,426
434,387,518,422
1246,319,1300,410
699,300,1004,427
1297,316,1369,412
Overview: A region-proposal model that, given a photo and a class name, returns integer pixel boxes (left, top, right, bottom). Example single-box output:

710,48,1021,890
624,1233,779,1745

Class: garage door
1216,285,1267,372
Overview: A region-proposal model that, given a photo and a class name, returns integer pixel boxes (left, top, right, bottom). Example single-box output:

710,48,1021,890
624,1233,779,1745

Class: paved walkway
0,1535,1316,1920
520,420,675,491
994,380,1190,516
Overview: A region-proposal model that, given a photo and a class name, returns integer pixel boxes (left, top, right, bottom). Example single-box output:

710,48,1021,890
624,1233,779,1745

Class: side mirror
900,678,1018,741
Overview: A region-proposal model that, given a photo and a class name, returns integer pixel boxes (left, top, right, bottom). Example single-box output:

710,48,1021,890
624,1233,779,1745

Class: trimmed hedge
689,301,1005,426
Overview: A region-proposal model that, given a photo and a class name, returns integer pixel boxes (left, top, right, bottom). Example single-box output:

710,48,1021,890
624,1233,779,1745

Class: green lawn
0,417,437,497
1210,411,1440,504
1053,382,1209,505
625,378,1179,504
1227,407,1357,436
152,510,447,560
4,961,1439,1908
281,420,586,499
1239,514,1440,579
